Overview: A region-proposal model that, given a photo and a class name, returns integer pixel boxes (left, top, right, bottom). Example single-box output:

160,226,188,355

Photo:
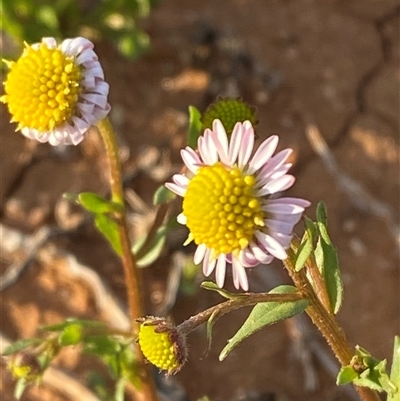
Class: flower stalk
96,117,159,401
283,251,381,401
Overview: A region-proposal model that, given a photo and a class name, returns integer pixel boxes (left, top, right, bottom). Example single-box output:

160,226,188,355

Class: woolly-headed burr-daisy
1,37,110,146
166,119,310,291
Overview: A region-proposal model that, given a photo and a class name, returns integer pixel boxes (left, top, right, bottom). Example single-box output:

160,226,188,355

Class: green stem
284,252,381,401
96,118,159,401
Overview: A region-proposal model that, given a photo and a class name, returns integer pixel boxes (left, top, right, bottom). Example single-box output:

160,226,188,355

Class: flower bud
137,317,187,375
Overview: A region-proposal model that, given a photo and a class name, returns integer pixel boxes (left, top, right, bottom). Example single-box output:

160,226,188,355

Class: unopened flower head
137,317,187,375
166,119,310,291
1,37,110,146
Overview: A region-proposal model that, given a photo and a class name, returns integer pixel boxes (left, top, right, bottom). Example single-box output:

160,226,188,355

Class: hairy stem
284,252,381,401
178,292,305,335
96,118,159,401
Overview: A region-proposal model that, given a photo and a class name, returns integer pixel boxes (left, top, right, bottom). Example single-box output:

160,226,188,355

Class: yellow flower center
138,324,181,373
183,162,265,256
2,42,82,132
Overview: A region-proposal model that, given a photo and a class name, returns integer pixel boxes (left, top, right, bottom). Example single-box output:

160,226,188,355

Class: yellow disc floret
138,319,186,375
1,42,82,132
183,162,265,256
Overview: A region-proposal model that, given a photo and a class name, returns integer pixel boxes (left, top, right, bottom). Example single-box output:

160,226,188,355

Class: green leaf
59,324,83,346
304,216,318,243
219,285,308,361
316,201,328,226
187,106,202,148
203,310,219,358
153,185,176,205
133,226,167,267
78,192,123,214
14,378,28,399
201,281,245,299
294,233,313,272
388,336,400,401
94,214,123,256
315,222,343,314
2,338,42,356
337,366,359,385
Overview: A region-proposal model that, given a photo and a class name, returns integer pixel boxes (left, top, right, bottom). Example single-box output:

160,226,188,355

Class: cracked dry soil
1,1,399,401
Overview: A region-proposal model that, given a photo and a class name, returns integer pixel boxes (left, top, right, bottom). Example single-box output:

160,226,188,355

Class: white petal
255,232,287,260
249,242,272,263
232,258,249,291
212,119,230,164
177,213,187,225
247,135,279,174
238,123,255,167
257,175,295,196
228,122,244,164
204,130,218,164
181,148,201,173
203,250,216,276
172,174,189,188
165,182,186,197
215,256,227,288
194,243,207,264
267,197,311,208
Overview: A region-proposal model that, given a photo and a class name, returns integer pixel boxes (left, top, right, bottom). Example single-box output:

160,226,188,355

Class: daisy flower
166,119,310,291
1,37,110,146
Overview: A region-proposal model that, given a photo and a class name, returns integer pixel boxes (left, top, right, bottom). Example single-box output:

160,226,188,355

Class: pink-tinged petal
165,182,186,197
215,256,227,288
181,147,201,173
249,242,273,263
265,219,295,235
232,258,249,291
198,136,215,165
262,202,306,215
238,123,255,167
255,232,287,260
241,250,260,267
204,130,218,164
267,197,311,208
257,175,295,196
172,174,189,188
203,250,216,276
177,213,187,225
211,119,230,164
194,243,207,264
247,135,279,174
228,122,244,164
257,164,293,188
271,232,293,249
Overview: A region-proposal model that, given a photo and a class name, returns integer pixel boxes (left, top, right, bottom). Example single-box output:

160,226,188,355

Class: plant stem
178,292,305,335
283,252,381,401
96,118,159,401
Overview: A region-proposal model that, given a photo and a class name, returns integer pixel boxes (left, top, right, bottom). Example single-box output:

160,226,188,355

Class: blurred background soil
1,1,399,401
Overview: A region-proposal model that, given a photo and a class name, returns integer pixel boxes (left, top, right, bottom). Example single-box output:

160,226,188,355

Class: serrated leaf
295,233,313,272
153,185,176,205
59,324,82,346
2,338,42,356
187,106,202,148
78,192,123,214
219,285,308,361
315,223,343,314
201,281,245,299
316,201,328,226
388,336,400,401
132,226,168,267
337,366,359,385
95,214,123,256
14,378,28,399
